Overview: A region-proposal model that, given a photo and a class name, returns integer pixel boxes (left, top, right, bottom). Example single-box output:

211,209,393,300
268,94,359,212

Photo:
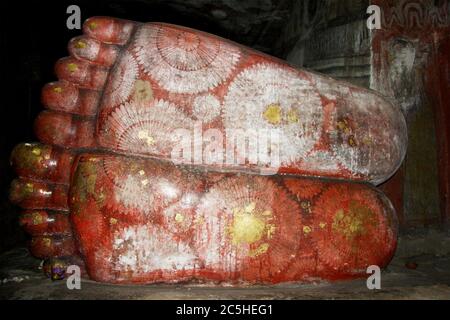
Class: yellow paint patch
348,135,357,147
336,121,345,131
133,80,153,103
67,63,78,73
300,201,312,214
32,147,41,156
97,191,106,204
362,136,372,145
263,104,282,125
262,210,272,217
75,41,87,49
32,212,44,225
332,201,377,240
319,222,327,229
228,203,276,258
249,243,270,257
303,225,312,234
138,130,155,146
229,212,266,245
266,224,276,239
287,108,299,123
88,22,98,30
244,202,256,213
110,218,118,225
71,161,99,216
53,87,63,93
175,213,185,223
24,183,34,194
147,137,155,146
194,216,205,225
337,119,351,134
42,237,52,247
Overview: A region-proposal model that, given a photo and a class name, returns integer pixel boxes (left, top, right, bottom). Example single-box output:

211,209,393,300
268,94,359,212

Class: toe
30,236,76,259
55,57,108,90
11,143,75,184
68,36,119,67
19,210,71,236
9,178,69,211
41,81,100,116
43,256,86,280
83,16,135,45
34,111,96,148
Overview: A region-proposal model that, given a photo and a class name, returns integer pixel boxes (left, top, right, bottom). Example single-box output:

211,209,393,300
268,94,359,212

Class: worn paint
67,154,397,284
10,16,407,284
27,17,407,184
133,24,241,94
371,0,450,226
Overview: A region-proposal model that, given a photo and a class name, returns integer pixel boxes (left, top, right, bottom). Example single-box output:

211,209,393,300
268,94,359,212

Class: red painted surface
69,154,397,284
10,143,74,184
10,16,407,283
29,236,76,259
19,210,71,237
371,0,450,227
9,179,69,211
34,17,407,184
41,81,101,116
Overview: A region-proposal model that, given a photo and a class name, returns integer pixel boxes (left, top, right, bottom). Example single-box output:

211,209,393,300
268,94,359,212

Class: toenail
75,41,87,49
67,63,78,72
88,22,98,30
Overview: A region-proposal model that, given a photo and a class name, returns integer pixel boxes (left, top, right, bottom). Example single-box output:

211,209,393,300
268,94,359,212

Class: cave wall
371,0,450,228
278,0,450,229
276,0,371,87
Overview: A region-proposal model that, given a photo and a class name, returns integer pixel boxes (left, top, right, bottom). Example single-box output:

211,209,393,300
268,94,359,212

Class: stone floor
0,247,449,300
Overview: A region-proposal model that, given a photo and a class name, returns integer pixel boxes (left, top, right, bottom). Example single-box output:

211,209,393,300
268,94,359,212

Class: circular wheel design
283,177,325,200
192,93,221,122
156,27,219,71
223,63,323,165
194,175,302,282
310,184,397,273
132,24,241,94
101,156,201,217
99,99,194,158
111,225,199,274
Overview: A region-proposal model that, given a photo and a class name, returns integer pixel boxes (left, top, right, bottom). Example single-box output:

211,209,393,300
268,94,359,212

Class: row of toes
37,17,135,149
10,143,74,258
10,16,134,260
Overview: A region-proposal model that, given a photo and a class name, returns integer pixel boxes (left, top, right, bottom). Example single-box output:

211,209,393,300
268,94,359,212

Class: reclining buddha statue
10,17,407,284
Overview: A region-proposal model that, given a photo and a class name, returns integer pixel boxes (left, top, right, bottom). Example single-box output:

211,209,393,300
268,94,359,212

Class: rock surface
1,247,450,299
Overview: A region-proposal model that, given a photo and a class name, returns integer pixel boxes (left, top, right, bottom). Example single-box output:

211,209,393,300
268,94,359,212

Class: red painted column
426,35,450,227
371,0,450,228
